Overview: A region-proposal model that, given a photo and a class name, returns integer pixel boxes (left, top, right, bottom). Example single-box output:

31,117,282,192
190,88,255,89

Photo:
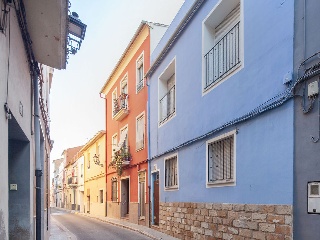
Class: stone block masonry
158,202,292,240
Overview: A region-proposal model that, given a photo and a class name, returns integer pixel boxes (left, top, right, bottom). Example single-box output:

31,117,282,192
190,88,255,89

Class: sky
50,0,185,161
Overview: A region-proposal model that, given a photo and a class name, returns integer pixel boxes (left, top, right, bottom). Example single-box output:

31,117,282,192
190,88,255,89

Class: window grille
208,135,234,183
137,58,144,92
204,22,240,89
159,85,175,124
165,156,178,188
111,180,117,202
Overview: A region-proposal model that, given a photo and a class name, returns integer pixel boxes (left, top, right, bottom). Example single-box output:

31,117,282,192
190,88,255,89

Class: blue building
147,0,295,239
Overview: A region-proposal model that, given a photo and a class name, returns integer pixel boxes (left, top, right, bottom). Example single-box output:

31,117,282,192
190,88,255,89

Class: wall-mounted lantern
93,154,103,167
67,12,87,55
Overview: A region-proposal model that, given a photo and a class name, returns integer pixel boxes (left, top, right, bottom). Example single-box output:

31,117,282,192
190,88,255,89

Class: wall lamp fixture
67,11,87,55
93,154,103,167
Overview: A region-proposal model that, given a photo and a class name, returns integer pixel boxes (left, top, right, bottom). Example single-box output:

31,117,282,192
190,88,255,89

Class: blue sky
50,0,184,160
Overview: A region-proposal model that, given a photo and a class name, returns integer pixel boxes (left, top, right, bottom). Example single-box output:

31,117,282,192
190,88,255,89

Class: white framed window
159,58,176,125
111,133,118,157
87,152,90,169
136,113,145,151
136,53,144,93
96,143,100,157
164,154,178,190
202,0,242,93
112,88,117,117
120,125,128,148
206,130,236,186
111,177,118,202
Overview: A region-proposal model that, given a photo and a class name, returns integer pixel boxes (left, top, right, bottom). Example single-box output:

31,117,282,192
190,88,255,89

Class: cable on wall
148,57,320,162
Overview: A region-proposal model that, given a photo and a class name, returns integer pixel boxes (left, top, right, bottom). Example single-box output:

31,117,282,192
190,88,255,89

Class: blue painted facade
148,0,294,220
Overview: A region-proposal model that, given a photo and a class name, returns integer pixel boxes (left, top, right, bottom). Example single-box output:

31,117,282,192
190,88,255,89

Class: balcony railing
159,85,175,124
113,93,129,121
136,80,144,92
204,22,240,90
68,176,78,186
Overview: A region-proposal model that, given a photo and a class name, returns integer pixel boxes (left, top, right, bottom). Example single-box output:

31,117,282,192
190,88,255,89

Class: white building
0,0,86,239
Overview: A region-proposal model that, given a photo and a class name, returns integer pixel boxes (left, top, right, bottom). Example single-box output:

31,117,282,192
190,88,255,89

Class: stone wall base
159,202,292,240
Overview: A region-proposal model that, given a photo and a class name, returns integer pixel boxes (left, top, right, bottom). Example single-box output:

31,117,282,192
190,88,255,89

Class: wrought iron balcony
159,86,175,124
68,176,78,187
204,22,240,90
113,93,129,121
136,80,144,92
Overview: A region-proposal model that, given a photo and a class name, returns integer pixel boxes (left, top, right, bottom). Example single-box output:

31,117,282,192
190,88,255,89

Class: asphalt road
51,208,152,240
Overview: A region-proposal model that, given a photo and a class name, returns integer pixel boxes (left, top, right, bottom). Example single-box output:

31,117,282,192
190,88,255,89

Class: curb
51,208,174,240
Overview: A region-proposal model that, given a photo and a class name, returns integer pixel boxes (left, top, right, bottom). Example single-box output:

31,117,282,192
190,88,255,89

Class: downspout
34,70,42,240
146,77,152,227
100,93,108,216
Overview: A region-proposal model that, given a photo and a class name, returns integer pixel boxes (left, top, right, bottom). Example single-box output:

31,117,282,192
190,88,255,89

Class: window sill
158,112,176,128
206,180,235,188
164,186,179,191
136,147,144,152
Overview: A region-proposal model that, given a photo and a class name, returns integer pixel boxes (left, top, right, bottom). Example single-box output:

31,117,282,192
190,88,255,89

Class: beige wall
83,132,106,217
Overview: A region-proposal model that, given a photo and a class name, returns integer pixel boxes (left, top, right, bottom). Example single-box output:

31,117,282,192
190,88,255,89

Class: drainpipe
146,77,152,227
34,70,42,240
100,93,108,217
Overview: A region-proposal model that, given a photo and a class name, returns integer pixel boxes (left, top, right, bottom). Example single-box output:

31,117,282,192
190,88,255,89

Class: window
100,190,103,203
203,1,241,91
159,58,176,125
111,134,118,157
81,164,83,178
111,178,117,202
120,77,128,109
136,113,145,150
120,126,128,148
207,131,235,185
136,54,144,92
96,143,100,156
138,171,146,217
87,152,90,169
164,154,178,189
112,88,117,117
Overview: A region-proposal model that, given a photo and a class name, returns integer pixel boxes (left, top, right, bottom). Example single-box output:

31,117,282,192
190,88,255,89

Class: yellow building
82,130,106,216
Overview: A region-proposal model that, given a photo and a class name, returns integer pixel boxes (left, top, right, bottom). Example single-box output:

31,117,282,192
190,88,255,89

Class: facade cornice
146,0,205,79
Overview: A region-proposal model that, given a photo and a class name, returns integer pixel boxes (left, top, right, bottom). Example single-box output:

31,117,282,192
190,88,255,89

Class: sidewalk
50,207,178,240
50,215,76,240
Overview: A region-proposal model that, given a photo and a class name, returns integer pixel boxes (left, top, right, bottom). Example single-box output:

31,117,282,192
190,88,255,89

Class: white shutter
136,115,144,150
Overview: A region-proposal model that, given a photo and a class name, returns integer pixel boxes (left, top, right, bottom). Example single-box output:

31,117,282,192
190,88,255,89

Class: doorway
121,178,129,218
138,171,146,218
8,116,31,239
153,172,159,225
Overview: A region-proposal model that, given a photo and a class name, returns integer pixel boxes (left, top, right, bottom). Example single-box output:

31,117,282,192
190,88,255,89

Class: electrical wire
148,60,320,162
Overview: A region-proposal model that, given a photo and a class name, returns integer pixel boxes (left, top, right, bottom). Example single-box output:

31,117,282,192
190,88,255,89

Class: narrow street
51,208,152,240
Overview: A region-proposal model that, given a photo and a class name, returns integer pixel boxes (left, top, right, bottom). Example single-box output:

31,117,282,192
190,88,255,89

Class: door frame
120,176,130,217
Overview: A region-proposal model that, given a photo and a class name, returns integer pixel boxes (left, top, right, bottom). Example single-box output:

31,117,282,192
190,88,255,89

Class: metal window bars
159,85,175,124
204,22,240,90
113,93,128,116
208,135,234,183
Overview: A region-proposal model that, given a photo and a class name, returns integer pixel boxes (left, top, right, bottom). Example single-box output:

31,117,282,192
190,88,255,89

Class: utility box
308,182,320,214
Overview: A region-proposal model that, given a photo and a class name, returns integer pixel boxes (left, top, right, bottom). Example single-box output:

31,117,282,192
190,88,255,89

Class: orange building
100,21,168,225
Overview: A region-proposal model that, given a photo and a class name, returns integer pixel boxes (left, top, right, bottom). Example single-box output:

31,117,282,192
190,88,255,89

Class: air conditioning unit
308,182,320,214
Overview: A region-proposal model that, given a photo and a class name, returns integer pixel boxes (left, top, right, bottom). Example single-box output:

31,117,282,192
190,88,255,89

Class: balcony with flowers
113,93,129,121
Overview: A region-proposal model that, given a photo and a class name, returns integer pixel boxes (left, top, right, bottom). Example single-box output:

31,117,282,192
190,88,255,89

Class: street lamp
67,12,87,55
93,154,103,167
